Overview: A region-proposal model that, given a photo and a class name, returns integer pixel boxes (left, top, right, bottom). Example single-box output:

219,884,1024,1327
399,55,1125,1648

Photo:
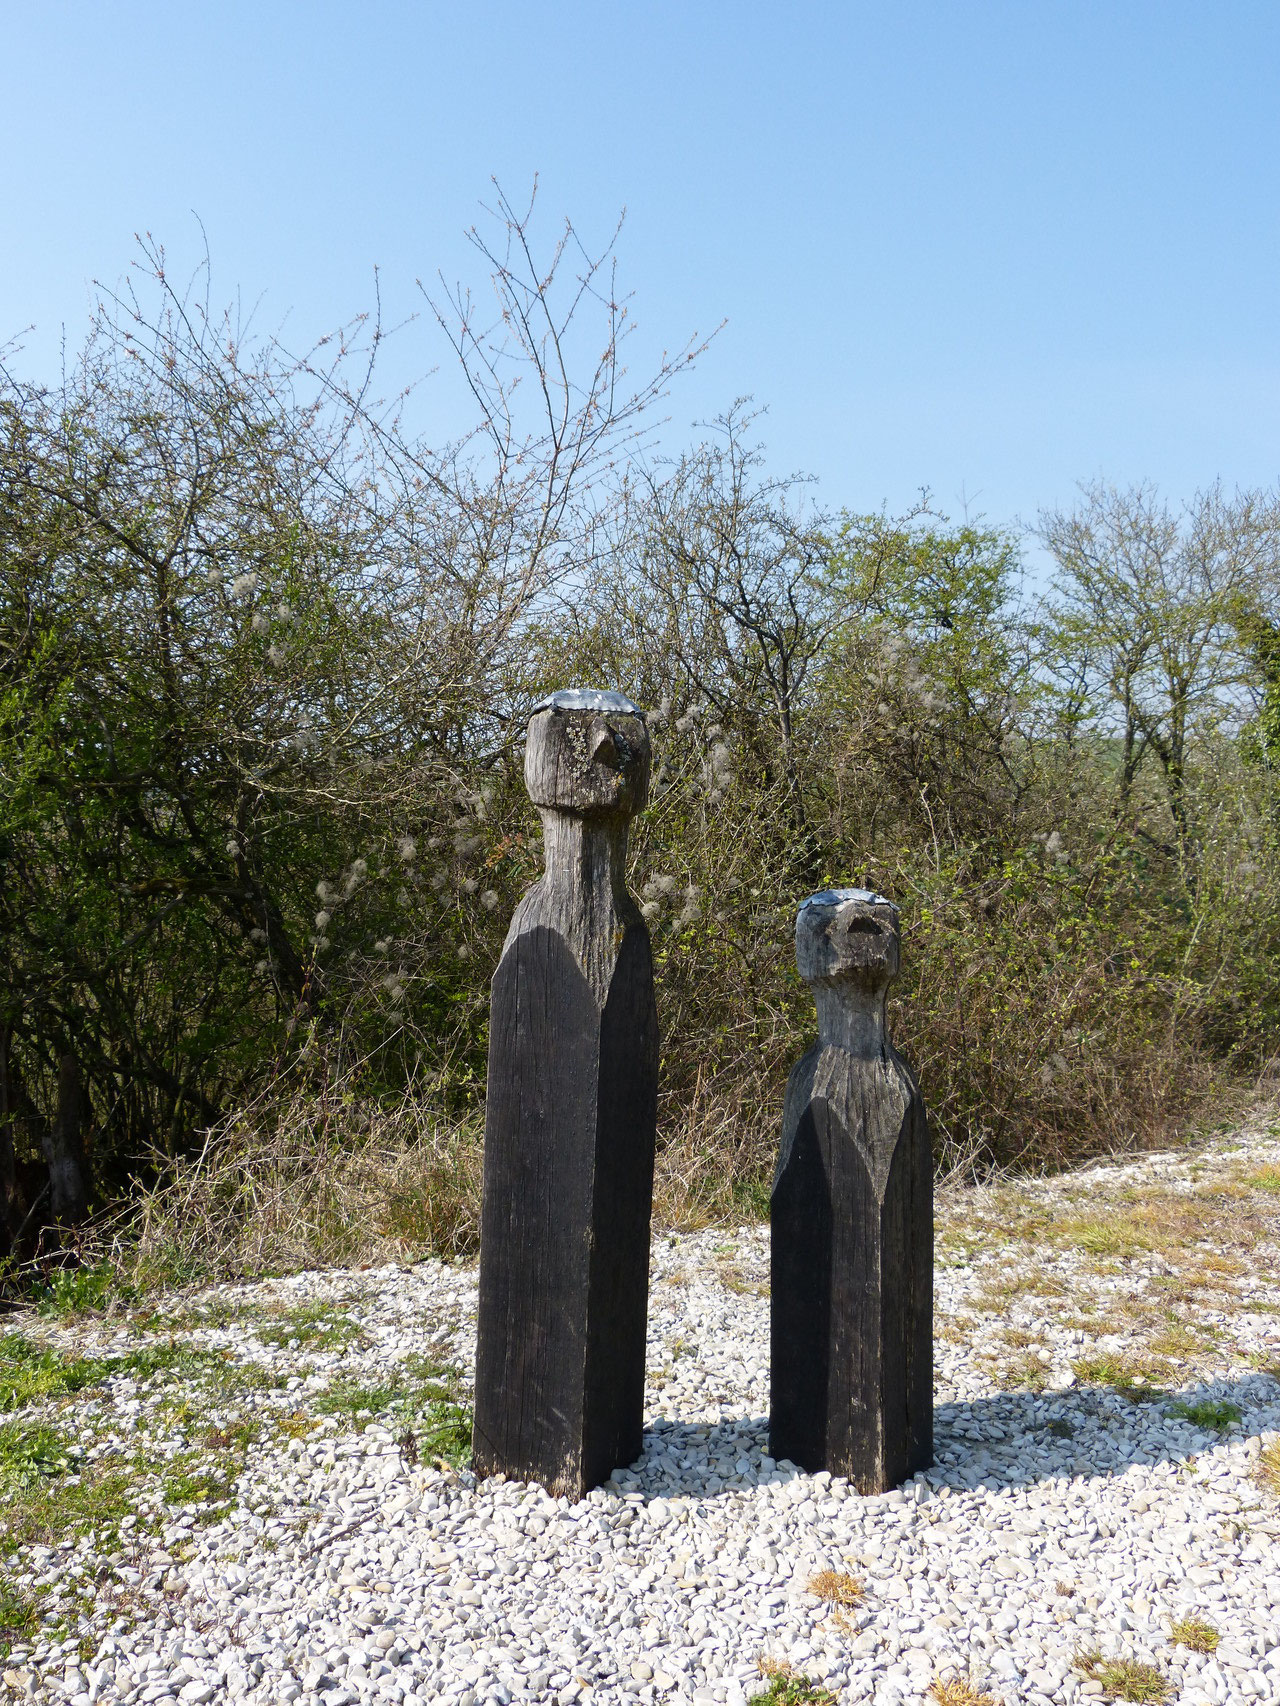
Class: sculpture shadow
617,1370,1279,1503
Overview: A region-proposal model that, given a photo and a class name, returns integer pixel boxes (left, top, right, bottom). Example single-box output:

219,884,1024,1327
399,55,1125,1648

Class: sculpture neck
539,809,629,904
813,980,889,1059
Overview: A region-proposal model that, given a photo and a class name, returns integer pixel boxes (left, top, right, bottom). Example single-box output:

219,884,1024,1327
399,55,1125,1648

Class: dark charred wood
770,889,933,1493
473,691,657,1498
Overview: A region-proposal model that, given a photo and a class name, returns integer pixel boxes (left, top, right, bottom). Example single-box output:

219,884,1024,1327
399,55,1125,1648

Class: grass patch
752,1659,837,1705
997,1353,1049,1394
1071,1353,1171,1398
0,1332,253,1414
930,1681,998,1706
0,1421,72,1490
0,1335,113,1410
0,1455,154,1556
1258,1439,1280,1494
806,1569,863,1608
1166,1399,1242,1433
161,1454,239,1511
1145,1318,1217,1360
1242,1166,1280,1193
1169,1616,1219,1653
716,1263,767,1297
252,1301,369,1350
1046,1418,1075,1439
1067,1217,1155,1260
0,1579,40,1656
32,1263,130,1318
1075,1652,1171,1702
313,1356,471,1465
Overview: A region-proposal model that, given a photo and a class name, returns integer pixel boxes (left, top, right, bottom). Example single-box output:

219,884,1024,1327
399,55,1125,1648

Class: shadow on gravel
621,1371,1280,1501
926,1371,1280,1495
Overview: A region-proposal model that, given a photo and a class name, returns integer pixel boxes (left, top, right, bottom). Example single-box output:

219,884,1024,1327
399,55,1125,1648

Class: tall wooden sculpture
770,888,933,1492
473,689,658,1497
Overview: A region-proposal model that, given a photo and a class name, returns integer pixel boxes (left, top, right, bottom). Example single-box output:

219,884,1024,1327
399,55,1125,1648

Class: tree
0,187,699,1208
617,407,833,865
821,509,1035,854
1038,481,1280,857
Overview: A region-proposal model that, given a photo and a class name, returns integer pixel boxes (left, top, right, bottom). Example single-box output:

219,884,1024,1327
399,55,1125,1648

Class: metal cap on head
529,688,645,717
796,887,901,986
524,688,651,817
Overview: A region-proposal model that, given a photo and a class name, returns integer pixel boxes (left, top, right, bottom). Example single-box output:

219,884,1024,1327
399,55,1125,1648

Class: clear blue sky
4,1,1280,536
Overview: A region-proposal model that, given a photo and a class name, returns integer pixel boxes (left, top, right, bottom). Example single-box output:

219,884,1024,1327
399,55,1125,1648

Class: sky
4,1,1280,546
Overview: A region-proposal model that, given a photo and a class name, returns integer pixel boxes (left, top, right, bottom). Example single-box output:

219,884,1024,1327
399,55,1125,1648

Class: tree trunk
44,1051,91,1228
0,1024,15,1259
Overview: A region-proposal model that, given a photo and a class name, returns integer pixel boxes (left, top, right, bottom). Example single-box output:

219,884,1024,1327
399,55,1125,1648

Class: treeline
4,205,1280,1264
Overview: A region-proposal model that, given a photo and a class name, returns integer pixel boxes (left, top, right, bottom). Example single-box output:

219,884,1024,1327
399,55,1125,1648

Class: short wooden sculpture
770,888,933,1492
473,689,658,1497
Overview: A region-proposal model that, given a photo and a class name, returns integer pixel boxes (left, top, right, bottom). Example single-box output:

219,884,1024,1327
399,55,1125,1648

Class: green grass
158,1440,251,1522
251,1301,369,1350
0,1334,113,1409
730,1175,772,1220
33,1263,131,1318
0,1453,155,1558
0,1421,73,1490
314,1356,472,1464
750,1671,838,1705
0,1331,249,1413
1068,1217,1155,1259
1075,1652,1171,1703
1071,1354,1170,1399
1166,1399,1243,1433
1169,1616,1219,1653
0,1581,40,1658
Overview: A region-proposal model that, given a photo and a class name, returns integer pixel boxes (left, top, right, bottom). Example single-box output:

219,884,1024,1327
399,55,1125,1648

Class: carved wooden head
795,888,901,988
525,690,651,818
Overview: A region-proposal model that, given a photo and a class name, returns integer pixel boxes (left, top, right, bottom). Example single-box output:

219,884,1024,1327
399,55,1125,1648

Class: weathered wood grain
770,889,933,1492
473,691,658,1497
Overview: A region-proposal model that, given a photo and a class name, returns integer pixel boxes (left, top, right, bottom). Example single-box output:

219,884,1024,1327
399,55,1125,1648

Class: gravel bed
3,1123,1280,1706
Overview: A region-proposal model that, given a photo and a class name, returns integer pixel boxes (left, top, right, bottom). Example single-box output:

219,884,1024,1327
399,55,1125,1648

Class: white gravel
4,1123,1280,1706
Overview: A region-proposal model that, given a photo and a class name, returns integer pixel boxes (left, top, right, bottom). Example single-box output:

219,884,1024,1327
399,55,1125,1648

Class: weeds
0,1581,40,1657
314,1357,472,1465
1166,1399,1242,1433
252,1302,369,1350
806,1570,864,1608
1071,1354,1170,1398
0,1456,154,1557
33,1263,129,1318
1075,1651,1171,1702
161,1455,240,1516
0,1421,72,1489
1067,1217,1154,1260
1168,1616,1219,1653
1258,1440,1280,1494
0,1334,111,1409
115,1079,485,1290
752,1658,837,1705
0,1332,244,1414
929,1680,998,1706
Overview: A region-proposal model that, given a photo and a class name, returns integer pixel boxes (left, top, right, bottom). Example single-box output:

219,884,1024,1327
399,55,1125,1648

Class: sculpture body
473,690,658,1497
770,888,933,1492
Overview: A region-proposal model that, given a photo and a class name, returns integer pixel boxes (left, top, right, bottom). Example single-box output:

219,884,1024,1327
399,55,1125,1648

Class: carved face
525,705,651,817
795,891,901,986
